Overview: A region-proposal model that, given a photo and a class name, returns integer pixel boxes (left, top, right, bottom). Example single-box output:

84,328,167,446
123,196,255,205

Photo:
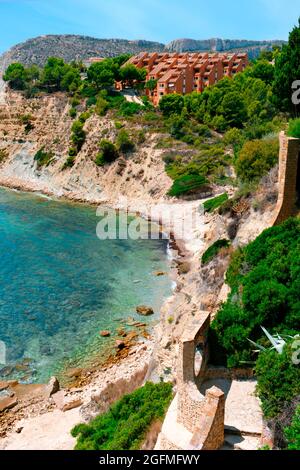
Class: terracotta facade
123,52,248,105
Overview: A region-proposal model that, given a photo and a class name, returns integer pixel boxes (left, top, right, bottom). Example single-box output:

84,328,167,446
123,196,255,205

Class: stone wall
176,312,225,448
273,132,300,225
190,386,225,450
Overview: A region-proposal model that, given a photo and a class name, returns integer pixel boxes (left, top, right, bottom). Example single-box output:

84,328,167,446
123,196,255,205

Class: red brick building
122,52,248,105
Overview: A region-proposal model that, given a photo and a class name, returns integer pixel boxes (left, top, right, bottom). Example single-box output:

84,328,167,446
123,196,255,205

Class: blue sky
0,0,299,53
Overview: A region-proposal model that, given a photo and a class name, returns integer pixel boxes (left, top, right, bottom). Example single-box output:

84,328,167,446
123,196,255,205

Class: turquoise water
0,188,172,384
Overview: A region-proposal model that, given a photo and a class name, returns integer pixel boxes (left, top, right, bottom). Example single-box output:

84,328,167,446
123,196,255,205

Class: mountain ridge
0,34,286,73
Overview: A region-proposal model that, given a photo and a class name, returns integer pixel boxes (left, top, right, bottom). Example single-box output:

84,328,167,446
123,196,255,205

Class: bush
168,174,207,198
68,147,77,157
256,343,300,418
285,405,300,450
203,193,229,213
211,218,300,369
86,95,97,107
159,94,184,117
115,121,124,130
287,118,300,139
118,102,143,117
96,140,118,166
71,120,86,151
116,130,135,153
71,382,173,450
235,138,279,182
62,155,75,170
95,96,109,116
69,108,77,119
34,147,54,168
202,239,231,265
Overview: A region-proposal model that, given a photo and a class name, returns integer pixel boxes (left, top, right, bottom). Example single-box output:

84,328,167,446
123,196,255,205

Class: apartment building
122,52,248,105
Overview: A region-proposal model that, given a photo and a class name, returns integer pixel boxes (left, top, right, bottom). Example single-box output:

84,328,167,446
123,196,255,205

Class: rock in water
136,305,154,316
46,376,60,398
115,340,126,350
100,330,111,337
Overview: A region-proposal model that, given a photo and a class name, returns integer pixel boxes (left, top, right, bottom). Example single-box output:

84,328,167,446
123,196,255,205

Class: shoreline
0,178,204,448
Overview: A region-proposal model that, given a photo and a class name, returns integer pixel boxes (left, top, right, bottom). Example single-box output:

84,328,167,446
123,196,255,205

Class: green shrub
62,155,75,170
211,218,300,369
71,120,86,151
202,239,231,265
115,121,124,130
116,129,135,153
256,343,300,418
96,140,118,166
287,118,300,139
71,382,173,450
235,137,279,182
86,95,97,107
285,405,300,450
143,111,158,122
203,193,229,213
78,111,91,124
118,101,143,117
69,107,77,118
34,147,54,168
95,96,109,116
159,94,184,117
68,147,77,157
168,174,207,198
71,96,80,107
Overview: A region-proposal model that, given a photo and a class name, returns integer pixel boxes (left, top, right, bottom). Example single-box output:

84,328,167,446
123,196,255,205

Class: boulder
52,390,83,412
46,376,60,398
136,305,154,316
153,271,167,277
0,381,9,392
65,368,82,379
62,399,83,412
0,396,18,412
115,340,126,350
100,330,111,338
177,261,191,275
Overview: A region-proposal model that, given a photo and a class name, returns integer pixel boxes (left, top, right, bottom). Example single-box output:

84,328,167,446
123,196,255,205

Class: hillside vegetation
71,382,173,450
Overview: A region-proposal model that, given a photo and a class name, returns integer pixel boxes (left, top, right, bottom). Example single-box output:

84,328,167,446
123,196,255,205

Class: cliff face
0,34,286,74
0,90,171,204
0,35,165,71
165,38,286,59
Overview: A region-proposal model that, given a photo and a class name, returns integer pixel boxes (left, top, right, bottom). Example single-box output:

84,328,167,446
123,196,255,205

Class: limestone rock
52,390,83,412
100,330,111,337
116,340,126,350
62,399,83,412
46,376,60,398
65,368,82,379
0,396,18,412
136,305,154,316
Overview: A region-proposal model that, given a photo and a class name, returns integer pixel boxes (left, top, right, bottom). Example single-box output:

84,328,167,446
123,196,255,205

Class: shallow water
0,188,172,384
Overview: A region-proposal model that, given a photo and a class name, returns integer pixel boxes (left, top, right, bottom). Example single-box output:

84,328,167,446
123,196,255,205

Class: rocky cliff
0,34,286,73
165,38,286,59
0,35,165,71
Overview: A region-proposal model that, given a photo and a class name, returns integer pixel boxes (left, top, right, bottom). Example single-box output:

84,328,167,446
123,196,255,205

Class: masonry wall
273,132,300,225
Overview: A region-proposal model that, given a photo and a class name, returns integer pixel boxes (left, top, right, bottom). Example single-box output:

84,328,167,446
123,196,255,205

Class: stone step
223,433,260,451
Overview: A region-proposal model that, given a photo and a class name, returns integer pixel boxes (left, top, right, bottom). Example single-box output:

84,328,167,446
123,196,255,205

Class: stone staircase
222,428,261,450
